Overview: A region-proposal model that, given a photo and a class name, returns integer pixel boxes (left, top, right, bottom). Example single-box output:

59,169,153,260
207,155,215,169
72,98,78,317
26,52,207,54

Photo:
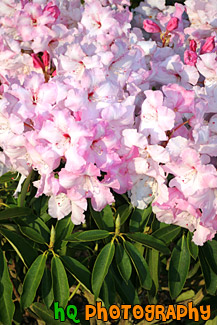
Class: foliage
0,174,217,324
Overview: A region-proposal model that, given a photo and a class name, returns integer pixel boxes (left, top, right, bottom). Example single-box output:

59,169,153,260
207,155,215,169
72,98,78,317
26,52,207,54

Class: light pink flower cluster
0,0,217,245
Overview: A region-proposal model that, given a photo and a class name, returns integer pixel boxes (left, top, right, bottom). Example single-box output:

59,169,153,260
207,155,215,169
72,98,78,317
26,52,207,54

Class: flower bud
189,39,197,52
42,51,50,68
200,36,215,54
166,17,179,32
31,53,45,70
143,19,161,33
184,50,198,66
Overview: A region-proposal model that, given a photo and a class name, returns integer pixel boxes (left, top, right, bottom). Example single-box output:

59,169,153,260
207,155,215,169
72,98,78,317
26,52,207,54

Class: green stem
68,282,81,301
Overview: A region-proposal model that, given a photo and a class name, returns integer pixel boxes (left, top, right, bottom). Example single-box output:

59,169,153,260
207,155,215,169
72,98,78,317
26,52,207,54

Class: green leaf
100,272,116,309
0,249,15,324
152,224,181,244
111,265,140,305
67,230,111,242
61,256,91,292
206,316,217,325
116,204,133,226
41,268,54,309
54,215,74,250
126,232,170,255
169,235,190,299
0,228,38,268
115,242,132,283
90,205,114,231
20,253,47,310
30,302,71,325
176,290,195,303
51,256,69,308
147,248,159,303
19,226,47,244
92,241,115,299
0,207,34,221
201,240,217,274
199,248,217,295
0,171,18,183
124,241,152,290
129,206,152,232
187,232,199,260
15,216,50,243
18,170,33,208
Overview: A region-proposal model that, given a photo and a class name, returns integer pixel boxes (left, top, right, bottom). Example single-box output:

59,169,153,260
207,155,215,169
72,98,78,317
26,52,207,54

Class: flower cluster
0,0,217,245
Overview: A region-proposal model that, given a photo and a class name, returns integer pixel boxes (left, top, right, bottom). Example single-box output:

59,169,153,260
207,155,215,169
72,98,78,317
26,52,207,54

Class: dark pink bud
31,54,45,70
189,39,197,52
43,2,60,20
42,51,50,68
143,19,161,33
200,36,215,54
166,17,179,32
184,50,198,66
52,70,57,77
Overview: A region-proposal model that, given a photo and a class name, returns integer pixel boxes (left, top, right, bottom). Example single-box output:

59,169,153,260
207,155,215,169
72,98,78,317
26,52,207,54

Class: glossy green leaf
64,232,81,242
19,226,47,244
169,235,190,299
0,207,33,220
199,248,217,295
126,232,170,255
92,241,115,299
90,205,114,231
115,242,132,283
147,248,159,303
201,240,217,274
100,272,116,309
124,241,152,290
15,216,50,243
67,230,111,242
0,228,38,268
20,253,47,310
30,302,71,325
18,170,33,207
54,215,74,250
0,249,15,324
187,232,199,260
129,206,152,232
41,268,54,309
111,265,140,305
51,256,69,308
116,204,133,225
152,224,181,245
61,256,91,292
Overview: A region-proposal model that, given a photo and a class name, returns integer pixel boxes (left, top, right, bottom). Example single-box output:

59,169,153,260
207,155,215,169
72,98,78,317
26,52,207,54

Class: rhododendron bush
0,0,217,324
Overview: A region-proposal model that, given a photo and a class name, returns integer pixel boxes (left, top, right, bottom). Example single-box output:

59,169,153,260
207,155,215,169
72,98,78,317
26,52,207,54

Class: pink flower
139,90,175,143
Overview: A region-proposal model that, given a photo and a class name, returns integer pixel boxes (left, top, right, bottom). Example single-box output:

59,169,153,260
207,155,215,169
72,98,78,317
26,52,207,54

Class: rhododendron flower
0,0,217,244
139,90,175,143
